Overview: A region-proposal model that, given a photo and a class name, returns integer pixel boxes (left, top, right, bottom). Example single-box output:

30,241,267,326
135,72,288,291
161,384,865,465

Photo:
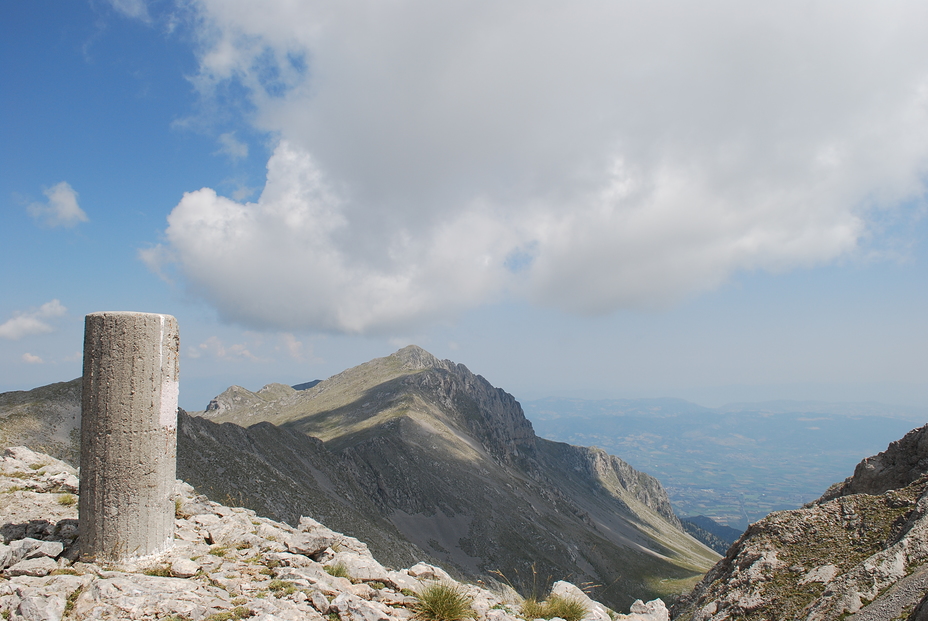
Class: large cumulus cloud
148,0,928,333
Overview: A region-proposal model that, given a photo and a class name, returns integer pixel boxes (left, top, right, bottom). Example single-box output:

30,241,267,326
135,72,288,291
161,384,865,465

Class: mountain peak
818,423,928,502
391,344,444,370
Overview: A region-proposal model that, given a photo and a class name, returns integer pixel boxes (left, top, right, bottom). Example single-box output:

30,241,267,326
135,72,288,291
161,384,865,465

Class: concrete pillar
79,312,179,562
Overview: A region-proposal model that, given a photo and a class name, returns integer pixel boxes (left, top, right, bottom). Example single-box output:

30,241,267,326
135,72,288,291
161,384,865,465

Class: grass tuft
268,579,297,596
204,607,253,621
324,561,351,579
414,582,475,621
58,493,77,506
210,545,230,558
521,594,588,621
143,564,173,577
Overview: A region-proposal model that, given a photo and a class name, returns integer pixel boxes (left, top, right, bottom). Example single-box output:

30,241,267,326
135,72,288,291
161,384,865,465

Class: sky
2,0,928,413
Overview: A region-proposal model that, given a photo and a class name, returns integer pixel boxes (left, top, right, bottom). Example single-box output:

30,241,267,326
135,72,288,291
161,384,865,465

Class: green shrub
57,493,77,506
521,594,588,621
414,583,475,621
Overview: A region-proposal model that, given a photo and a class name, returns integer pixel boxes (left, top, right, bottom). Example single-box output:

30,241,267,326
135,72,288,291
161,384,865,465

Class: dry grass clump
521,594,588,621
414,582,475,621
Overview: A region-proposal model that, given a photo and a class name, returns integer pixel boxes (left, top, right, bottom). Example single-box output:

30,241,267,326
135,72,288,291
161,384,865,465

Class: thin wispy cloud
142,1,928,334
185,335,268,363
27,182,89,228
215,132,248,160
0,300,67,340
106,0,150,22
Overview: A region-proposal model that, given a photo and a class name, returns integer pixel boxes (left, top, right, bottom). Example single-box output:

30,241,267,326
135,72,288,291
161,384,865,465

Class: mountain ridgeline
197,345,717,607
0,345,717,610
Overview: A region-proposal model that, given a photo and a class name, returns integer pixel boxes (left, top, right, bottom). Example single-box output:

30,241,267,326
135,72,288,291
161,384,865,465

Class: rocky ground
0,446,669,621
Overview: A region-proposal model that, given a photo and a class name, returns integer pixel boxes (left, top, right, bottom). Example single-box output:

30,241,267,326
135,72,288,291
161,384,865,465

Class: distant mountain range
0,345,717,610
524,397,926,528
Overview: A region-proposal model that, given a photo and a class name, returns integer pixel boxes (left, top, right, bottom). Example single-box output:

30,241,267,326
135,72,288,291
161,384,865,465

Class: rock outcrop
671,424,928,621
1,446,670,621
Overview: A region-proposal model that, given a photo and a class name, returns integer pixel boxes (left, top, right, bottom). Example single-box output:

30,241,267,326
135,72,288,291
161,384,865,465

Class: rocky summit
671,424,928,621
1,445,669,621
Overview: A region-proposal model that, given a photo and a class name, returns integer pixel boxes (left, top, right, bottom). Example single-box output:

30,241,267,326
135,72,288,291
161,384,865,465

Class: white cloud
0,300,67,340
278,333,304,361
185,335,268,362
148,1,928,333
27,182,88,228
215,132,248,160
106,0,150,21
22,353,44,364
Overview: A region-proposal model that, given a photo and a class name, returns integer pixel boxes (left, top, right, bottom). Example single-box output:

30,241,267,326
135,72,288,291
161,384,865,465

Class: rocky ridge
671,424,928,621
1,446,669,621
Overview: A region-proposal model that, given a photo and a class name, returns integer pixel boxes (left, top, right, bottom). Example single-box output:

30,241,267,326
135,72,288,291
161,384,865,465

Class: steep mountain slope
679,517,741,555
200,345,718,608
0,378,80,465
671,424,928,621
176,411,427,571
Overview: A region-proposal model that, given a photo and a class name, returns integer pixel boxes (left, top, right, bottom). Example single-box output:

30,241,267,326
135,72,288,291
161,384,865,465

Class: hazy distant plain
525,398,925,528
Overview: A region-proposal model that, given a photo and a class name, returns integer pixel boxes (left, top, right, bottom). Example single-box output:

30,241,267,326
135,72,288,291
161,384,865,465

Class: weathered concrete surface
79,312,179,561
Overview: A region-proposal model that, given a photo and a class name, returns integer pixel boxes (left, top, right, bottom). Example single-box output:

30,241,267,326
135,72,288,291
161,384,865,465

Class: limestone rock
407,562,453,582
6,556,59,577
617,599,670,621
171,558,200,578
549,581,611,621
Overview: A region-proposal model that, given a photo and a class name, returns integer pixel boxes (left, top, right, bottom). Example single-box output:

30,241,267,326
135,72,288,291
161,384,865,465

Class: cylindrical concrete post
79,311,179,561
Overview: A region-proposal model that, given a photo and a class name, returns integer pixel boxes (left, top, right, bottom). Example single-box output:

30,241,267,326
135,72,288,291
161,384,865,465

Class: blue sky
2,0,928,412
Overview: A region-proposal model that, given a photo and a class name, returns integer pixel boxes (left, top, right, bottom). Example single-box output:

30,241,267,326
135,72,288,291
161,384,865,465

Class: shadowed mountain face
199,345,718,608
0,345,717,609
